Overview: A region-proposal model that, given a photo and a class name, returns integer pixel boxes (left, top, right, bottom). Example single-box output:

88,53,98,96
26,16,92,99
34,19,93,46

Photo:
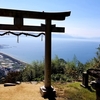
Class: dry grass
0,82,48,100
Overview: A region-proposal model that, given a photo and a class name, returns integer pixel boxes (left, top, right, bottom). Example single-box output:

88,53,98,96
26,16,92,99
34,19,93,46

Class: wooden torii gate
0,8,71,99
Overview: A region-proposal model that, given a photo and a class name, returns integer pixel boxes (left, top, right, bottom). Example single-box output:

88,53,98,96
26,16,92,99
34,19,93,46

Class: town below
0,52,26,79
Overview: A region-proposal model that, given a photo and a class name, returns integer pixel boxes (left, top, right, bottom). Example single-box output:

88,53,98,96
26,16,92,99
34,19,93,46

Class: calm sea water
0,36,100,64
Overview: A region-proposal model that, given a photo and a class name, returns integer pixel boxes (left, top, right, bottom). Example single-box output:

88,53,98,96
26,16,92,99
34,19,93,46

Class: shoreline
0,52,28,65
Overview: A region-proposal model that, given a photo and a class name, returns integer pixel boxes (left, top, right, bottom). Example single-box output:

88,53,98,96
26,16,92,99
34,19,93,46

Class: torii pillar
40,18,71,99
40,19,53,99
0,8,71,100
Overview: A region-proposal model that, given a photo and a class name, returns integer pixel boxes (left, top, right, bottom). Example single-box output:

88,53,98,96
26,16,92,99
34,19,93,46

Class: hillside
0,82,96,100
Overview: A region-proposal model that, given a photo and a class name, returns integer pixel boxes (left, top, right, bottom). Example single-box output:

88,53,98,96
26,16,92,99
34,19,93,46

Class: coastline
0,52,28,65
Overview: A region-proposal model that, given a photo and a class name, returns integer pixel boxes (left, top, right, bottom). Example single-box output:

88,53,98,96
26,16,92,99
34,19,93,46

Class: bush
5,71,21,83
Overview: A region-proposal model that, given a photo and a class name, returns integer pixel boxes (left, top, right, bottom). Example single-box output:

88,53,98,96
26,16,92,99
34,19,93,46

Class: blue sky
0,0,100,38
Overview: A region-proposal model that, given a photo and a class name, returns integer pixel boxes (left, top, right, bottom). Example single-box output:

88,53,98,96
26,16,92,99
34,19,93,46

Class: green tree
94,44,100,68
65,61,78,80
77,61,85,79
84,59,95,70
31,61,44,81
22,65,35,82
65,56,84,81
51,55,66,74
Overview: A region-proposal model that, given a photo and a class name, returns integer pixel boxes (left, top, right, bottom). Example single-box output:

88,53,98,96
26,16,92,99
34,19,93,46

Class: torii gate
0,8,71,99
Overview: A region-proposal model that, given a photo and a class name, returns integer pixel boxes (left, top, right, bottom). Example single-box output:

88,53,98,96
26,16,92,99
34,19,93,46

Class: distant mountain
52,33,74,39
52,33,98,40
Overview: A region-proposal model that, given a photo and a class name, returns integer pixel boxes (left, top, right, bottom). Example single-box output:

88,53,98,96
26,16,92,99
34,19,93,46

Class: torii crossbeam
0,8,71,99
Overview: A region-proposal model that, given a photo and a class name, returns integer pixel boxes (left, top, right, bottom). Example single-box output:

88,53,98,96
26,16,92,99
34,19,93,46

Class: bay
0,35,100,64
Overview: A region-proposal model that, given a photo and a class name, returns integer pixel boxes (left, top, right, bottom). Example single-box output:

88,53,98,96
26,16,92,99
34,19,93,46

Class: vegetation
53,82,96,100
93,44,100,68
5,56,83,83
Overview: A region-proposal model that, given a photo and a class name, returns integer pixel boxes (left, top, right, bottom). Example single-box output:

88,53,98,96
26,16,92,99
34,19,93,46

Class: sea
0,35,100,64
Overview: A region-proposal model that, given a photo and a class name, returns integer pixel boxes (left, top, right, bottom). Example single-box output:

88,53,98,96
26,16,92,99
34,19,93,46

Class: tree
51,55,66,75
77,61,85,79
65,61,78,80
22,65,35,82
5,71,21,83
94,44,100,68
31,61,44,81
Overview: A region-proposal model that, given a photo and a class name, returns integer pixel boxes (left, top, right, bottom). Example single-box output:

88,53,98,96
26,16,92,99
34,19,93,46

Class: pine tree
94,44,100,68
